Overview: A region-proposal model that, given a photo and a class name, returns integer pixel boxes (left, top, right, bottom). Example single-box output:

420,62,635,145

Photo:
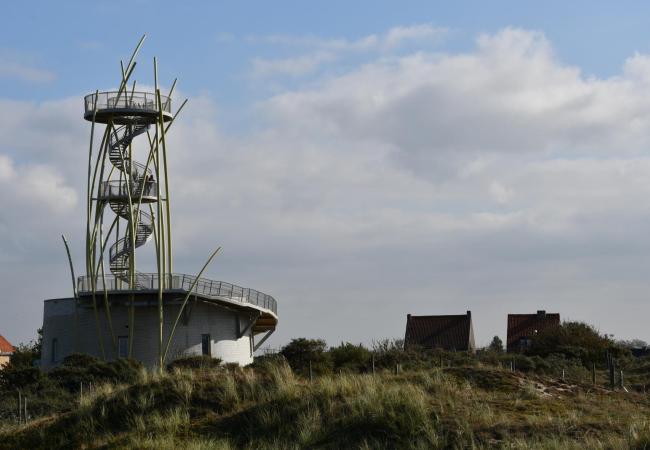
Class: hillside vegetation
1,360,650,449
1,322,649,449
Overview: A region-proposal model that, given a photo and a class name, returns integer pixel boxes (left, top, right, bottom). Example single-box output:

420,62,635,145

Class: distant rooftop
0,334,14,355
507,310,560,351
404,311,475,353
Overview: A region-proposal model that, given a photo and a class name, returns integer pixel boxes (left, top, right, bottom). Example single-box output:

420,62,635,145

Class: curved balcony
84,91,173,124
77,273,278,316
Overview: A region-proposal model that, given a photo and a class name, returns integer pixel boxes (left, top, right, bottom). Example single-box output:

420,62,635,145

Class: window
201,334,211,356
51,338,58,363
118,336,128,358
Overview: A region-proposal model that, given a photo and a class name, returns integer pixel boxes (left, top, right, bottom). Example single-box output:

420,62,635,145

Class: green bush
528,321,617,365
48,354,143,392
166,355,222,371
372,339,421,369
329,342,371,373
280,338,332,376
512,354,536,372
0,343,44,390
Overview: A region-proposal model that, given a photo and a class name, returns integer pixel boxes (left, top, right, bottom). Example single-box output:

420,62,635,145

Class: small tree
488,336,503,353
280,338,331,377
0,332,44,390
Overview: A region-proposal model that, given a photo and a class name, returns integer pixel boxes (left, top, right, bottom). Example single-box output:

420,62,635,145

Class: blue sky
4,1,650,100
3,1,650,349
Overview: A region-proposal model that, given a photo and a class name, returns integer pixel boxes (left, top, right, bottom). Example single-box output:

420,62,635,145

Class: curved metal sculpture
87,91,173,287
77,37,277,369
83,36,178,363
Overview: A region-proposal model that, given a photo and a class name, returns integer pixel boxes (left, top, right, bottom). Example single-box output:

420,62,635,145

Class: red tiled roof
0,334,14,354
506,311,560,350
404,312,475,352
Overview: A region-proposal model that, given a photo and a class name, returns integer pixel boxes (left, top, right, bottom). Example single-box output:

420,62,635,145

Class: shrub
48,353,143,391
280,338,332,376
167,355,222,371
0,344,44,390
512,354,536,372
371,339,419,369
329,342,371,373
528,321,617,366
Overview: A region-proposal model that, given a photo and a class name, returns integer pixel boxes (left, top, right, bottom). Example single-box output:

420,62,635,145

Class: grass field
1,362,649,449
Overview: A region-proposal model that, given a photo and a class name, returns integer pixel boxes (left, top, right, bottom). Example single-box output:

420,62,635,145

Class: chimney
466,310,471,318
537,310,546,317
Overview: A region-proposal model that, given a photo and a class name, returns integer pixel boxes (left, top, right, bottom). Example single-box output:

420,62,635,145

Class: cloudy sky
2,1,650,350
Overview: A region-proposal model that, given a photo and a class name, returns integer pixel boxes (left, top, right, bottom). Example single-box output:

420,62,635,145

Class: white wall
41,297,258,369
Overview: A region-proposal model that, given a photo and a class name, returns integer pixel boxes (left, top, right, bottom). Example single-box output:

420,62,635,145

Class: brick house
0,334,14,368
506,310,560,352
404,311,476,353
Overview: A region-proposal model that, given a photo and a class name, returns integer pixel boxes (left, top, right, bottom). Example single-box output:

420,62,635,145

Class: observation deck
76,273,278,332
84,91,173,125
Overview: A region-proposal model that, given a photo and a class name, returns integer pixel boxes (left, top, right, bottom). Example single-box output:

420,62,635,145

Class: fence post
309,360,313,382
619,370,624,389
592,363,596,386
609,360,616,389
17,390,21,425
371,354,375,375
24,396,27,424
561,369,565,381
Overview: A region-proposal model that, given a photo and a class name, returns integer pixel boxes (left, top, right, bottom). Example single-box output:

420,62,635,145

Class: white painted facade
41,297,260,369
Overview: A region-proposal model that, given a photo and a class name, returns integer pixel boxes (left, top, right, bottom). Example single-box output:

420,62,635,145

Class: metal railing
98,180,158,200
84,91,171,115
77,273,277,314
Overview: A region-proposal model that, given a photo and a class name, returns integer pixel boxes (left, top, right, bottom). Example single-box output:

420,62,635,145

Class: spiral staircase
106,124,154,286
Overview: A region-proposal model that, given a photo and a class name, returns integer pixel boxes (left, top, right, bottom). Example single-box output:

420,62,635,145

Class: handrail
76,273,278,315
84,91,172,115
98,180,158,200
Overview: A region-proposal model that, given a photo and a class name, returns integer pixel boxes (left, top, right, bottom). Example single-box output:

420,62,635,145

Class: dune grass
1,363,649,449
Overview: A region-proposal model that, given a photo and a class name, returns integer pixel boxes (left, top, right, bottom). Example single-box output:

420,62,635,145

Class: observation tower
40,38,278,369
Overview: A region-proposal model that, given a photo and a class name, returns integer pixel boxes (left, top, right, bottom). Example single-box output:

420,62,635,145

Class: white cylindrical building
41,276,278,369
40,42,278,369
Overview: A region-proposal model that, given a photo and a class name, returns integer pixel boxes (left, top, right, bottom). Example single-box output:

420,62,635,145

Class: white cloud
246,33,379,52
0,54,55,83
248,24,447,78
251,52,337,77
3,27,650,350
250,24,446,52
262,27,650,169
384,24,447,49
